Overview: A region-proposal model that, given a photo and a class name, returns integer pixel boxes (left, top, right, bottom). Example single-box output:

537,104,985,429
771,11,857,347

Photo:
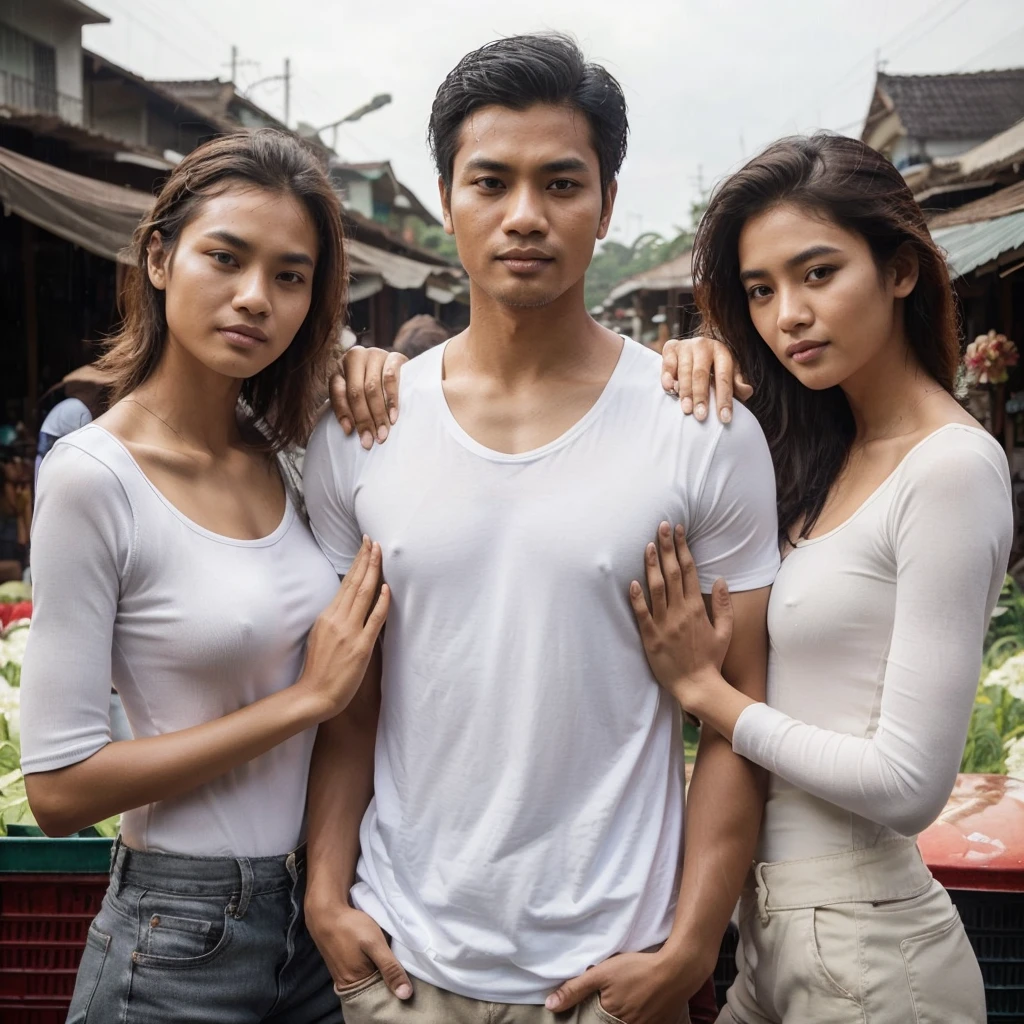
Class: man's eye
477,178,504,190
549,179,577,192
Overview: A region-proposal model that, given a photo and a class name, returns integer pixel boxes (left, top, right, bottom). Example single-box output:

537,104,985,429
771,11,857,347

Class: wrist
672,666,723,717
658,930,718,982
289,678,332,728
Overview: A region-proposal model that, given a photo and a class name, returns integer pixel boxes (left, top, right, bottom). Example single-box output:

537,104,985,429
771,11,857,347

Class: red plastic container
0,873,108,1022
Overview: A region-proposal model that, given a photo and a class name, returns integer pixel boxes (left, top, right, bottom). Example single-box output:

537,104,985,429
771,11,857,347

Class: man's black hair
428,33,629,192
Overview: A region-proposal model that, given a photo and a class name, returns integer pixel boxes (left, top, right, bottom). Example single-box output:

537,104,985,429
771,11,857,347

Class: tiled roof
877,70,1024,141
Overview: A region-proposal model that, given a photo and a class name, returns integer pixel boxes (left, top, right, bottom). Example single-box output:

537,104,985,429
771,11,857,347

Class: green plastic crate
0,828,112,874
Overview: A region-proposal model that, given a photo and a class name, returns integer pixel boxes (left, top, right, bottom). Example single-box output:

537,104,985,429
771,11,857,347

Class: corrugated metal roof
933,211,1024,277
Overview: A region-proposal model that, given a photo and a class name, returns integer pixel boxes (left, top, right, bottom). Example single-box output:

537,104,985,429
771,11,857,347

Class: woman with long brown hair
629,133,1011,1022
19,129,388,1022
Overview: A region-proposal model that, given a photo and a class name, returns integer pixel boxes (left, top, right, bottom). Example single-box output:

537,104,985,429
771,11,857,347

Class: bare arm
27,685,323,837
304,645,415,1000
664,588,768,970
26,540,388,837
545,527,769,1023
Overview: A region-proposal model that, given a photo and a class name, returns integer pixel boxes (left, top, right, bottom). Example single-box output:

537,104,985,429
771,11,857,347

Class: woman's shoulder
889,421,1012,542
38,425,137,516
900,420,1009,485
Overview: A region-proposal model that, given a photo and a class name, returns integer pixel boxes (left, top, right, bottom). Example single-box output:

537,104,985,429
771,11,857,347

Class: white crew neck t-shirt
732,424,1012,863
19,424,340,857
303,338,780,1004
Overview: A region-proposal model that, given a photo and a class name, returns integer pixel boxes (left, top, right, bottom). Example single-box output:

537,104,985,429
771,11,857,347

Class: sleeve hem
21,739,110,776
698,564,779,594
731,701,785,761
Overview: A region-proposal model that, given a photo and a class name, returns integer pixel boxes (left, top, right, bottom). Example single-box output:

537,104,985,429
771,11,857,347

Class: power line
885,0,975,61
957,20,1024,69
87,0,216,76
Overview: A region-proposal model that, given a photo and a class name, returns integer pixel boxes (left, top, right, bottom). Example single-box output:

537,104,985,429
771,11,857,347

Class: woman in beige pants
629,133,1010,1024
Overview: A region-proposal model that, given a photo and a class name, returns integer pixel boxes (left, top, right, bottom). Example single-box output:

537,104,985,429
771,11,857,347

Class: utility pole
283,58,291,128
230,45,237,83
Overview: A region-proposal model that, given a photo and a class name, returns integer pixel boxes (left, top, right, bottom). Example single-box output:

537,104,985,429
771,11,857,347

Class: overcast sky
83,0,1024,241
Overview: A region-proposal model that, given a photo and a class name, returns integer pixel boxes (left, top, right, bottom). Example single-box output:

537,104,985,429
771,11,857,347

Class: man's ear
147,231,169,291
597,180,618,241
890,242,919,299
438,176,454,237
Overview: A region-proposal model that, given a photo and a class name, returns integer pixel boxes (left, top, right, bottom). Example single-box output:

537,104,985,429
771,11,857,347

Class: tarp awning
933,210,1024,278
346,237,448,291
0,146,154,264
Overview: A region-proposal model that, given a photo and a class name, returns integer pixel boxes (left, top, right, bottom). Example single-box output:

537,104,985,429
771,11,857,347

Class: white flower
984,651,1024,701
1006,736,1024,780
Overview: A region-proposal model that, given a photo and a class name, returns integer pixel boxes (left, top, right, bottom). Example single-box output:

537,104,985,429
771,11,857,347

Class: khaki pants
337,972,691,1024
718,839,986,1024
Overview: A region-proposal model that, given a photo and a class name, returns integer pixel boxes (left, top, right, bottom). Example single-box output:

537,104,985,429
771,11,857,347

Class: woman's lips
788,341,829,364
219,328,266,349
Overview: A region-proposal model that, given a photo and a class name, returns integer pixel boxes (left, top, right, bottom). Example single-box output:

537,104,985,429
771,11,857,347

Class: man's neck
457,279,612,386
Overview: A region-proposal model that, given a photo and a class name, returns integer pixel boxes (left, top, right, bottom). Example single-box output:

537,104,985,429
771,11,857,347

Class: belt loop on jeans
754,861,770,925
285,850,298,884
233,857,254,919
109,835,126,897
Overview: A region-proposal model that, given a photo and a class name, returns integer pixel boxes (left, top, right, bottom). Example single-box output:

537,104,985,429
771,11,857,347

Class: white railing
0,69,83,124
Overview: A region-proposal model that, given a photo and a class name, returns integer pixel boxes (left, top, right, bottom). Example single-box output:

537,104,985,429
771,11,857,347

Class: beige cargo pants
336,971,690,1024
717,839,986,1024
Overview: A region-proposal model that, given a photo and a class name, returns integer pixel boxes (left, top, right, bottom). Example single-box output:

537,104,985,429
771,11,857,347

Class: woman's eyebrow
740,245,842,282
203,230,313,267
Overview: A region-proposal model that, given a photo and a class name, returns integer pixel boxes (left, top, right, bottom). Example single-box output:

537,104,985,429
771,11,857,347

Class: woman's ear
146,232,169,291
890,243,920,299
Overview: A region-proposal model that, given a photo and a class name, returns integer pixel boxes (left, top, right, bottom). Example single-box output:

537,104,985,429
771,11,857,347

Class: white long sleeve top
733,424,1013,862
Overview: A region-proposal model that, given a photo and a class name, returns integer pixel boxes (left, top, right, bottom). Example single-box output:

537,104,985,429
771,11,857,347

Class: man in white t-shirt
303,34,778,1024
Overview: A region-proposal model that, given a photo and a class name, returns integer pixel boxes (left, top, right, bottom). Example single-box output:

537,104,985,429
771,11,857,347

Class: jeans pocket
901,912,986,1024
66,923,111,1023
131,894,235,970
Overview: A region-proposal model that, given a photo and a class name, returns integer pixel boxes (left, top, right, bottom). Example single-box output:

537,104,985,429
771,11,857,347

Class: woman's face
147,186,319,380
737,202,917,391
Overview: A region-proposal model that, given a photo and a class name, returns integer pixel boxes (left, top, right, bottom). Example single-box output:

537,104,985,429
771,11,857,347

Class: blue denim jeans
66,837,341,1023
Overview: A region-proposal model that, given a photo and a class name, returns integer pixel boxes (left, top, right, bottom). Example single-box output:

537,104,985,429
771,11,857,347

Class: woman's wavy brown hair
692,132,960,542
99,129,346,450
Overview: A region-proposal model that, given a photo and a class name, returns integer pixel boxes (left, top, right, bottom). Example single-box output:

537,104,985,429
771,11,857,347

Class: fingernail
695,403,706,419
389,407,398,425
341,418,352,434
720,407,732,423
360,431,373,450
377,425,389,442
545,997,559,1011
660,521,670,536
681,398,693,414
396,984,412,1000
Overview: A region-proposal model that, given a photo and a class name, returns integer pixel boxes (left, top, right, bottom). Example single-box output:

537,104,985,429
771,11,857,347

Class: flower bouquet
964,330,1019,385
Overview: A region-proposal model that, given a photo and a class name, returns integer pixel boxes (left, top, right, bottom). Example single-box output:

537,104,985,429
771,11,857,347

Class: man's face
441,103,616,309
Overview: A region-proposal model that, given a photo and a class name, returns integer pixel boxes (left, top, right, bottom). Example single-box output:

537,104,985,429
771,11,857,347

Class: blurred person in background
392,313,450,359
